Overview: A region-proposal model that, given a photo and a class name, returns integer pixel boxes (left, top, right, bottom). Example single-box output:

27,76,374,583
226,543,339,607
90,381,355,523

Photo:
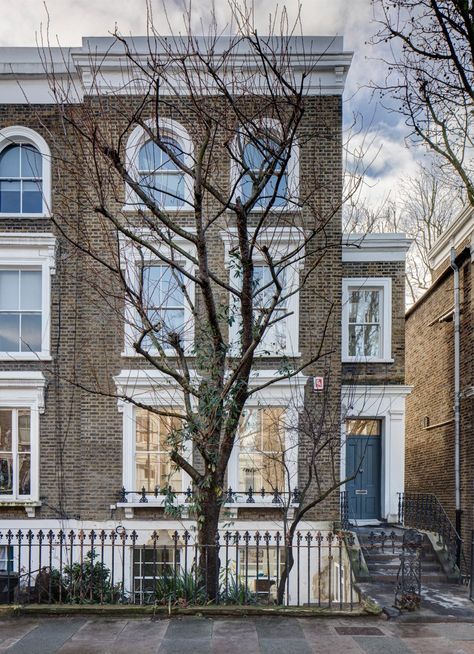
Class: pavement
0,615,474,653
358,580,474,620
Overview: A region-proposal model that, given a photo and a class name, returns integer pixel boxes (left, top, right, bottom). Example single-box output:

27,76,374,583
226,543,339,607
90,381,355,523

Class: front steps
356,526,448,584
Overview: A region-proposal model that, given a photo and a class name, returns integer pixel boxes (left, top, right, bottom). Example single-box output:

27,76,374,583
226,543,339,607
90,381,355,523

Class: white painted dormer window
342,278,392,363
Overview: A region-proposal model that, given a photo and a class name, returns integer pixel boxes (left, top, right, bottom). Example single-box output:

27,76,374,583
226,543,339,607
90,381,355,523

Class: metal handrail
398,492,469,580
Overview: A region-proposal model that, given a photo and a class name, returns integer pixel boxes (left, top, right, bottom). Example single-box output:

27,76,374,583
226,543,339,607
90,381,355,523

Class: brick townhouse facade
0,36,410,600
406,205,474,562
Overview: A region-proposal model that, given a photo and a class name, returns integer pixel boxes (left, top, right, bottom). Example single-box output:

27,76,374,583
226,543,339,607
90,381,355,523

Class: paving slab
70,618,127,641
254,616,305,638
259,637,312,654
158,636,211,654
305,634,364,654
402,637,463,653
212,635,260,654
161,616,213,640
5,619,86,654
354,635,416,654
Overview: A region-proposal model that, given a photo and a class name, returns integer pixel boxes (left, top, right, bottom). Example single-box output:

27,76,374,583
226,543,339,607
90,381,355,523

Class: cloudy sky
0,0,423,208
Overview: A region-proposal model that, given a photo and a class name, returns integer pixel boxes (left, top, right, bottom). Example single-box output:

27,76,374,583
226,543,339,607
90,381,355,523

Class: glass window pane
18,411,31,451
262,456,284,492
0,314,20,351
239,410,259,449
20,314,42,352
161,173,184,206
364,325,380,357
20,271,42,311
262,409,284,451
348,324,363,357
346,419,381,437
22,180,43,213
0,145,20,177
160,457,181,491
0,180,21,213
161,268,183,307
0,271,19,310
135,453,159,491
349,290,380,324
138,141,163,172
20,145,42,178
239,452,262,491
136,410,159,451
162,309,185,335
18,454,30,495
0,411,12,451
143,265,162,308
0,456,13,494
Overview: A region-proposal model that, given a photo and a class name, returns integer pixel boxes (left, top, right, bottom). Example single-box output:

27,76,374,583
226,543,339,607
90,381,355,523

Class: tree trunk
277,537,295,605
196,491,221,602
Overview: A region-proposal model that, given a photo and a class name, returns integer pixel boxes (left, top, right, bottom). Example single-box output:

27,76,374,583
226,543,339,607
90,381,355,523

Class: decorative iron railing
397,492,468,579
0,527,360,609
340,491,349,531
394,529,423,611
119,486,302,505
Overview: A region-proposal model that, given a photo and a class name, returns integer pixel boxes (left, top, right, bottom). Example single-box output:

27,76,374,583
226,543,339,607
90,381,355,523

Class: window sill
121,204,191,214
0,501,41,517
0,213,51,219
121,349,195,359
0,352,52,362
115,501,190,519
342,357,394,364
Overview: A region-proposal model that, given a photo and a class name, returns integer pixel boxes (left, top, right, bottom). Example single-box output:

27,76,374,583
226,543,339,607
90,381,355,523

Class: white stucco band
341,385,412,523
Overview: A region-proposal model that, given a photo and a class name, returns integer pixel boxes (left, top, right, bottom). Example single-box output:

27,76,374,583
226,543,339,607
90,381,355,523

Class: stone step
370,572,449,583
368,563,443,576
364,552,438,562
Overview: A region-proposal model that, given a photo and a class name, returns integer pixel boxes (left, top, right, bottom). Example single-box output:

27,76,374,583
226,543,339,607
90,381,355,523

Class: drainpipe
450,247,462,561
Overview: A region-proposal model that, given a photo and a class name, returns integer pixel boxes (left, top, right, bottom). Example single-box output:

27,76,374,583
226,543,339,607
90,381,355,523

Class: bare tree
371,0,474,203
346,162,463,303
30,5,363,600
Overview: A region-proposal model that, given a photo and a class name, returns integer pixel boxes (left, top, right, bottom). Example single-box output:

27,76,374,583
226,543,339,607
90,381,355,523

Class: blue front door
345,419,381,520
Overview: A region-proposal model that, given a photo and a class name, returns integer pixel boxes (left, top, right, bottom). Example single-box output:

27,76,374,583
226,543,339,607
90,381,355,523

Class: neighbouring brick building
406,205,474,561
0,35,410,602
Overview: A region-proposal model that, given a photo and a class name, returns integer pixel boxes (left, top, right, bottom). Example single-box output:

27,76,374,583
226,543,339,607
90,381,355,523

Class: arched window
0,144,42,214
0,127,51,217
233,119,299,211
241,138,288,208
125,119,193,211
137,137,185,208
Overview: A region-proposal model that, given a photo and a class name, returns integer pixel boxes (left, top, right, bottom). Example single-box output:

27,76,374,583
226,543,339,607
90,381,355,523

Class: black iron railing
119,486,302,505
398,492,468,579
0,527,360,609
340,491,349,530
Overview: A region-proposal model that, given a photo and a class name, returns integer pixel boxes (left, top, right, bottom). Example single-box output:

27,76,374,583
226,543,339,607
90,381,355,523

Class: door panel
346,434,381,520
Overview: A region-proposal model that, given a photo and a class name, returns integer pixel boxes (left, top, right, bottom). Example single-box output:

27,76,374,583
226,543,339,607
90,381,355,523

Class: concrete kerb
0,603,380,619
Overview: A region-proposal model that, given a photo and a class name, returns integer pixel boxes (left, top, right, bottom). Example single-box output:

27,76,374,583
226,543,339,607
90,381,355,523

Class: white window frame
221,227,304,357
0,371,45,504
341,278,392,363
114,370,193,505
120,233,195,358
0,233,55,361
227,370,307,505
230,118,299,212
123,118,193,212
0,126,52,218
